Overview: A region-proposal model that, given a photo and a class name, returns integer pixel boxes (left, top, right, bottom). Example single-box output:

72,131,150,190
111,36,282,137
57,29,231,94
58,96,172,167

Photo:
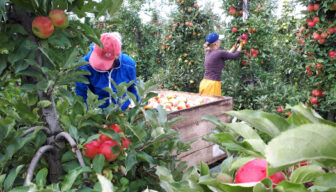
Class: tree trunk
242,0,249,22
328,110,335,122
11,5,65,183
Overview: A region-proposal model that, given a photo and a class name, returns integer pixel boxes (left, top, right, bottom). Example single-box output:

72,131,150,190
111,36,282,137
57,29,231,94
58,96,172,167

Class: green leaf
75,22,101,47
106,0,123,16
287,104,336,127
8,24,28,35
93,154,105,174
204,133,262,157
136,151,154,164
8,40,31,65
0,127,42,168
4,165,24,191
151,127,165,138
266,124,336,169
199,175,255,192
97,173,114,192
47,30,71,48
199,161,210,176
289,165,324,183
202,115,226,130
38,47,56,66
231,156,256,171
35,168,48,186
311,172,336,191
156,166,175,183
72,101,85,116
0,174,6,189
99,129,121,144
0,117,15,142
37,100,52,108
252,182,269,192
274,181,309,192
225,110,290,137
61,166,91,191
224,122,266,155
8,186,31,192
63,48,79,69
0,0,10,21
69,125,79,142
125,122,147,142
125,151,137,173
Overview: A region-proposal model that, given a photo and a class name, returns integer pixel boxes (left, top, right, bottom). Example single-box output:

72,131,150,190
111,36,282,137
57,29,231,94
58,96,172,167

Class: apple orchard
0,0,336,192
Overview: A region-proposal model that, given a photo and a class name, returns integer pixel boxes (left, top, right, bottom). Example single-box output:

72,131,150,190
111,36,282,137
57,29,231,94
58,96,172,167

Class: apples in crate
144,91,212,111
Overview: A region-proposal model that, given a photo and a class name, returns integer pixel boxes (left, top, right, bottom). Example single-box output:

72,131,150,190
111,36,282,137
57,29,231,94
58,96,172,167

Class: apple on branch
32,16,54,39
49,9,69,29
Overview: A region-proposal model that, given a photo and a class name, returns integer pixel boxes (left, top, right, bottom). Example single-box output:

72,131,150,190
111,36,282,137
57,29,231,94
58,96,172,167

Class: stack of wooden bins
154,90,233,166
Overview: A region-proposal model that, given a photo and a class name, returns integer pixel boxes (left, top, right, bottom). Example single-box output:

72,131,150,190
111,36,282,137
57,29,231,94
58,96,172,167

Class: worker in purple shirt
199,33,246,96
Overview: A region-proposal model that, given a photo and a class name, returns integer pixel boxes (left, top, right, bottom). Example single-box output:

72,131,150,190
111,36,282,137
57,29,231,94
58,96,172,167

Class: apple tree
294,0,336,121
0,0,191,191
150,0,217,93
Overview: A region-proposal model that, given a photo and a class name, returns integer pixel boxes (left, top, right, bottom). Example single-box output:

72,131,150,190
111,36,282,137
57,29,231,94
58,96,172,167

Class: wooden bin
154,90,233,166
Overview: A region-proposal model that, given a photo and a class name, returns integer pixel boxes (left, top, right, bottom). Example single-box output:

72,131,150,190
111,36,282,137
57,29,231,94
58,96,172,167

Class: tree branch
55,132,88,179
24,145,56,186
20,126,50,138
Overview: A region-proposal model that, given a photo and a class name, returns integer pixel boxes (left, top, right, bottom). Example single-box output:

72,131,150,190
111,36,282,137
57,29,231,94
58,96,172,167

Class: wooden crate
154,90,233,166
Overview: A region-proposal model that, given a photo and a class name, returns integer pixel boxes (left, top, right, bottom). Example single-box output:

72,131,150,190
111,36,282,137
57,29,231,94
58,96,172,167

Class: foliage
294,0,336,120
156,104,336,191
150,0,217,93
0,0,191,191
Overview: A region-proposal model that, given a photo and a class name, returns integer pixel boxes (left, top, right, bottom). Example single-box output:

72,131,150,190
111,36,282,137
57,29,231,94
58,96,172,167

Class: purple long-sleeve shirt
203,50,241,81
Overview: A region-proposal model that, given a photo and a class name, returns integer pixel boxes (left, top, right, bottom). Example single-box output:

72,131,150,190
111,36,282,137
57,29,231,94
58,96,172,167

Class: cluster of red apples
32,9,69,39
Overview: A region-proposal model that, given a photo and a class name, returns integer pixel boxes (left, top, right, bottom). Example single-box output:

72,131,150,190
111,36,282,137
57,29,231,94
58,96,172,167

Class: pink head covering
89,33,121,71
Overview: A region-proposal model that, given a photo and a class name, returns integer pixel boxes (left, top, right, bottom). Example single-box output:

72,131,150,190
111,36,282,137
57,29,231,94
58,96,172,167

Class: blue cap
206,33,219,44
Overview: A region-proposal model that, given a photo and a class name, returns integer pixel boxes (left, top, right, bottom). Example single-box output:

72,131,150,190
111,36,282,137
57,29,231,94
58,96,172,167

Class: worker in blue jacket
75,32,139,110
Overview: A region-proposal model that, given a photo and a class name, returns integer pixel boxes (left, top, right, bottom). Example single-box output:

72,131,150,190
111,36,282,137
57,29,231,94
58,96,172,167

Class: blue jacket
75,45,139,110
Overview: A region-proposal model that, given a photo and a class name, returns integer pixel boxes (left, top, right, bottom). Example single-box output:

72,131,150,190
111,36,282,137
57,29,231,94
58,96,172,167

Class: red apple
312,17,319,23
318,38,325,44
110,124,122,133
83,140,100,159
315,63,323,69
49,9,69,29
232,27,238,32
307,20,315,28
313,4,319,11
307,5,314,12
313,32,320,41
122,137,130,149
299,38,304,45
241,33,248,40
329,51,336,58
320,32,328,39
241,60,248,66
311,97,318,104
327,27,335,35
276,107,283,112
99,140,121,162
98,134,113,144
269,172,285,187
235,159,285,188
229,7,237,15
312,89,323,97
32,16,54,39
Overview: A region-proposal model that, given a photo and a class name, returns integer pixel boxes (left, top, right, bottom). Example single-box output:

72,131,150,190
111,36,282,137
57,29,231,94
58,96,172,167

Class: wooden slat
154,90,233,167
